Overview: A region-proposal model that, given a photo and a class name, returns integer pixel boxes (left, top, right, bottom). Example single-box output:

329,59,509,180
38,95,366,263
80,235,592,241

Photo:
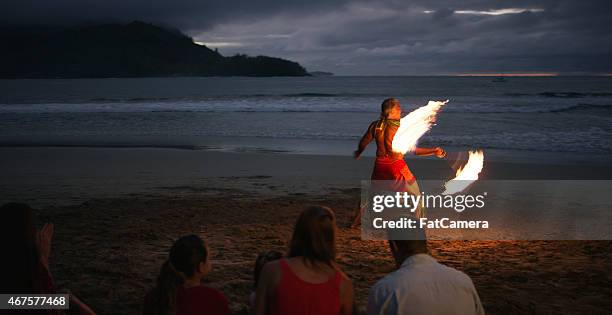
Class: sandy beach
2,147,611,314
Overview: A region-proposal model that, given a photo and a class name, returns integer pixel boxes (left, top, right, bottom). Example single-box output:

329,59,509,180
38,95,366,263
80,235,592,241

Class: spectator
250,250,283,311
367,228,484,315
143,234,228,315
253,206,354,315
0,202,95,315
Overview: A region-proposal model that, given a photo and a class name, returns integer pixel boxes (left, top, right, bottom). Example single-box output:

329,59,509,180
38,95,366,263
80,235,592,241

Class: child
250,250,283,310
143,234,229,315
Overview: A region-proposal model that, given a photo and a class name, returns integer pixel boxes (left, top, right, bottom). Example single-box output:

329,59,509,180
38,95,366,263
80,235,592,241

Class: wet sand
2,147,611,314
3,147,612,207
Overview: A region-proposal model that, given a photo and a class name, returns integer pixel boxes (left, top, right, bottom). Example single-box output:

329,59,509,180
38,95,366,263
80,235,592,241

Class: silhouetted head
253,250,283,288
381,98,401,120
388,227,428,268
288,206,337,266
168,234,210,278
0,202,44,293
145,234,210,315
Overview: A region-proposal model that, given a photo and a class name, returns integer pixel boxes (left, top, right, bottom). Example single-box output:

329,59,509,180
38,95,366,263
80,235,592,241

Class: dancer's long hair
144,235,208,315
288,206,337,267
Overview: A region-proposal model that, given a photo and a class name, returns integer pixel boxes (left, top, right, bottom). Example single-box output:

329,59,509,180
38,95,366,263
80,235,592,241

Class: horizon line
328,73,610,77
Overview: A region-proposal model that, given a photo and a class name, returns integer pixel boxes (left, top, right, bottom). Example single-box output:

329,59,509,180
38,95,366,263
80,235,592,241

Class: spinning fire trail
391,99,485,195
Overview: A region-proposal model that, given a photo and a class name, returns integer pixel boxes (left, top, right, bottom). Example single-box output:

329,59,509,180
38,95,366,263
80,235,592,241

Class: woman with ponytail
143,235,228,315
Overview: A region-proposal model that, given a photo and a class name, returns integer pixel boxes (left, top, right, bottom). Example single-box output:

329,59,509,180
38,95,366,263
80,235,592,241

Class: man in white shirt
367,230,484,315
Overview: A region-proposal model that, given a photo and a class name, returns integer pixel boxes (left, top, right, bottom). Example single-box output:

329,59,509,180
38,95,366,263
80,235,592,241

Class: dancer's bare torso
358,120,403,160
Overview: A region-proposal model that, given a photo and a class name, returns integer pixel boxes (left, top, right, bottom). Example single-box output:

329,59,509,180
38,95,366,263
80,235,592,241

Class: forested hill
0,21,309,78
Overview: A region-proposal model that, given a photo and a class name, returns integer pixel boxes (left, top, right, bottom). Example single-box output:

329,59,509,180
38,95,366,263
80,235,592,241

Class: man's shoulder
372,259,475,291
370,268,404,294
435,262,476,287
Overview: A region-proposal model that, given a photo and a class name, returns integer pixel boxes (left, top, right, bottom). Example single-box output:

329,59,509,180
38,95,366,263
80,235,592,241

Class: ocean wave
147,109,373,113
281,93,340,97
82,93,381,103
504,92,612,98
89,97,173,102
421,128,612,154
502,93,531,97
18,91,612,103
539,103,612,113
2,100,612,115
539,92,612,98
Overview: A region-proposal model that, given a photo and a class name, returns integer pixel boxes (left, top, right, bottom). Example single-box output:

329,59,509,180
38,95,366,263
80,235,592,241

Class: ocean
1,76,611,165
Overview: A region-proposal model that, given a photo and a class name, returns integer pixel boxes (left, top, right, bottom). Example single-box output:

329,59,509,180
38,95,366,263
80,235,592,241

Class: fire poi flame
392,100,448,154
392,100,484,195
390,99,484,194
442,150,484,195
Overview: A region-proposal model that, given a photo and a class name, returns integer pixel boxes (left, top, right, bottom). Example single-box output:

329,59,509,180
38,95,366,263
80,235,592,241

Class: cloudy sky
3,0,612,75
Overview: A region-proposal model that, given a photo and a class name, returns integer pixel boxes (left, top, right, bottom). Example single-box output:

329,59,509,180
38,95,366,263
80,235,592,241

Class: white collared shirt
367,253,484,315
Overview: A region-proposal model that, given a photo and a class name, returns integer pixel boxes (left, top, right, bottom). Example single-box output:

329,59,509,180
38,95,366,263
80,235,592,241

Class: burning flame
392,100,448,154
443,150,484,195
390,99,484,194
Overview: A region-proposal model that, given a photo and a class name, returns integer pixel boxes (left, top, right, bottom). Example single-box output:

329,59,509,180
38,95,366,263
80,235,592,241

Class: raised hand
36,222,54,270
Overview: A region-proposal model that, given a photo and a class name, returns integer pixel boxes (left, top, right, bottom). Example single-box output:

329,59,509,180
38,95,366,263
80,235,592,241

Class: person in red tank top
253,206,354,315
143,234,229,315
174,285,228,315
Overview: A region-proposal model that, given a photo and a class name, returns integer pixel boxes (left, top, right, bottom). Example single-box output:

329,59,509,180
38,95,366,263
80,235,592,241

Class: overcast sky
3,0,612,75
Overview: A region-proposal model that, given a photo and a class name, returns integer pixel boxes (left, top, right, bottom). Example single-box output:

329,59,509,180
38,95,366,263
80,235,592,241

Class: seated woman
143,234,228,315
253,206,354,315
1,202,95,315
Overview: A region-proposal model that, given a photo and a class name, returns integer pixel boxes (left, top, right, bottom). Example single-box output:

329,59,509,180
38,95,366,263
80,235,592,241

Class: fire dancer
352,98,446,226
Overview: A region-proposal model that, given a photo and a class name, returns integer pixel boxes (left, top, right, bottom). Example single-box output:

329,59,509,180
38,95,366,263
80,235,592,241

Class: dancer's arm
354,122,376,159
414,147,445,158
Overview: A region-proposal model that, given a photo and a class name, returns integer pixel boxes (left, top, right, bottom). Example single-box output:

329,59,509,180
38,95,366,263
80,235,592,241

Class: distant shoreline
3,75,612,80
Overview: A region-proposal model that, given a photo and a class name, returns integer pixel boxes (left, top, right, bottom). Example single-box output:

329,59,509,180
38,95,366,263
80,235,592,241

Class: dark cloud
2,0,611,74
1,0,352,31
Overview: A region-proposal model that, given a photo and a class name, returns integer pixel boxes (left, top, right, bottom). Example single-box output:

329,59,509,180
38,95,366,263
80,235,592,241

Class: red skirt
371,157,423,217
371,157,416,190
